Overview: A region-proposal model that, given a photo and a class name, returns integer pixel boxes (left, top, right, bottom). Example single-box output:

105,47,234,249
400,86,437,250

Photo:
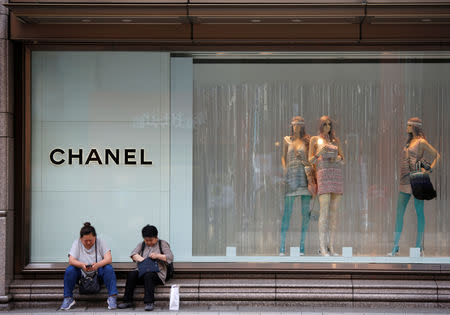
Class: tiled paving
3,306,450,314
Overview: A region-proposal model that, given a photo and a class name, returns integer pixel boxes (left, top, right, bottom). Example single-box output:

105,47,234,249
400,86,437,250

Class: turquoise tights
280,195,312,254
393,192,425,249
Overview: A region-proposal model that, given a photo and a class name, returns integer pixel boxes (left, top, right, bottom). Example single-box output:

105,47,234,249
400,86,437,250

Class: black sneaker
117,301,133,309
144,303,154,311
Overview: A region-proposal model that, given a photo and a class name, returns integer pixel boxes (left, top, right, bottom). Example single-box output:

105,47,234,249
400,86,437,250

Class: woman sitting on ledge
60,222,118,311
119,225,174,312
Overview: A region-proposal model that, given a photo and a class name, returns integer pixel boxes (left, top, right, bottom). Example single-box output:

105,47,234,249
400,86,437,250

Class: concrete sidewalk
4,306,450,314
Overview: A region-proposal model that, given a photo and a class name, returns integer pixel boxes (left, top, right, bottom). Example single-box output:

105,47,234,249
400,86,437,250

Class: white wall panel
30,191,169,262
170,58,193,261
39,122,164,192
31,51,170,262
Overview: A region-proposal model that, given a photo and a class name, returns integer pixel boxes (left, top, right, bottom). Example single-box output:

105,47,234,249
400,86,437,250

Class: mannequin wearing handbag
388,117,440,257
309,116,344,257
279,116,314,256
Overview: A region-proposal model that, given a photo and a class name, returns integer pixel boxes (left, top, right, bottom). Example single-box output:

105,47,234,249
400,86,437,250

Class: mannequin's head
290,116,306,139
319,115,336,141
406,117,425,147
290,116,310,149
407,117,424,137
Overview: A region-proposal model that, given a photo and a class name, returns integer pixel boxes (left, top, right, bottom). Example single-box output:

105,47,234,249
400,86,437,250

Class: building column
0,0,13,310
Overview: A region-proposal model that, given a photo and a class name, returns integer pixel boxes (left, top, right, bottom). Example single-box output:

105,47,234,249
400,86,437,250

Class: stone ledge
9,278,199,302
7,276,449,308
436,280,450,302
352,279,438,302
0,294,10,303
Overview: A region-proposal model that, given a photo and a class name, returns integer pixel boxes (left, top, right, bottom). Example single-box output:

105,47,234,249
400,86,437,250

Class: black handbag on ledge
410,161,437,200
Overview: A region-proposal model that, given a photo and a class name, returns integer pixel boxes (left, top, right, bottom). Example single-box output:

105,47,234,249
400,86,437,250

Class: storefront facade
1,0,450,309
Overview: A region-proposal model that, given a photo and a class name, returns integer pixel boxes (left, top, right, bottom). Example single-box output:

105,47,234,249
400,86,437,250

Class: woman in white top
60,222,118,310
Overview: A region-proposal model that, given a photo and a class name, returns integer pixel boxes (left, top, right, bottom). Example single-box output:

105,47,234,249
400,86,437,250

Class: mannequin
279,116,313,256
388,117,440,256
308,116,344,256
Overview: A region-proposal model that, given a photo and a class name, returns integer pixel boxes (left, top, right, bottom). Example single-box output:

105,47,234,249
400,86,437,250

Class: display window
190,57,449,262
30,51,450,265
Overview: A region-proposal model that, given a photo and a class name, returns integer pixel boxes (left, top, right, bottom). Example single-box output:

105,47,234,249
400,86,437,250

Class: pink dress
316,143,344,195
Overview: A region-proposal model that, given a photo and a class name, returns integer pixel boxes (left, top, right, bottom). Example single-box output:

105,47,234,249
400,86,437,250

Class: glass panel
30,51,170,262
192,61,450,260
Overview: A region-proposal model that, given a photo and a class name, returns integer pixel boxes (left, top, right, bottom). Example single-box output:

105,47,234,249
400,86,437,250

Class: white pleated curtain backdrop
192,62,450,257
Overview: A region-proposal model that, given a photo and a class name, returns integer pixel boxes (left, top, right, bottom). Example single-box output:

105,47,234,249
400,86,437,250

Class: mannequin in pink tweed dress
309,116,344,256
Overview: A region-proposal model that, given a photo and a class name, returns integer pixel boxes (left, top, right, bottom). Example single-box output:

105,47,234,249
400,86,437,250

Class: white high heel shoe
329,247,339,257
387,246,399,257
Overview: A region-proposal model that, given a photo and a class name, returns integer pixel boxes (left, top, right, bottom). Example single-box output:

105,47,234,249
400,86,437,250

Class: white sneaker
60,297,75,310
107,295,117,310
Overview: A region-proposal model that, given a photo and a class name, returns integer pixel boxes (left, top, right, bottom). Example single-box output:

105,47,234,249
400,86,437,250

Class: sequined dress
285,137,310,197
316,141,344,195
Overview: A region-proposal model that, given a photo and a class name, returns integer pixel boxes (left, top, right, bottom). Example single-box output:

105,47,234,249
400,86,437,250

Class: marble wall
0,0,12,309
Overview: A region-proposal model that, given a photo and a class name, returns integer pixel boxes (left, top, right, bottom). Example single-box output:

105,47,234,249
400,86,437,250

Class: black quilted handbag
79,241,101,294
410,161,437,200
79,272,101,294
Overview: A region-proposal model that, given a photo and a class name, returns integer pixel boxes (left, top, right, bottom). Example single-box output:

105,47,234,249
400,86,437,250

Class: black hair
80,222,96,238
142,225,158,238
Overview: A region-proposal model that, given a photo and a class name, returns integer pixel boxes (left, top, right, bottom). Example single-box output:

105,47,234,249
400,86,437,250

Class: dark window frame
13,44,450,277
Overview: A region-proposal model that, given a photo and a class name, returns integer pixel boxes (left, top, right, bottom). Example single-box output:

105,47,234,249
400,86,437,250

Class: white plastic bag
169,284,180,311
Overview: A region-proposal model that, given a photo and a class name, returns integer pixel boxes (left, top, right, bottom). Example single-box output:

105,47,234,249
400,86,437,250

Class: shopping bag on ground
169,284,179,311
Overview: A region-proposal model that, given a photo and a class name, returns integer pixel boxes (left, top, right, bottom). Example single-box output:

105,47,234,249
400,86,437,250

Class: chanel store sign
49,148,153,165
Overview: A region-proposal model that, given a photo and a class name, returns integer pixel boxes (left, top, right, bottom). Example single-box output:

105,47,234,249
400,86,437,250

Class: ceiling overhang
5,1,450,45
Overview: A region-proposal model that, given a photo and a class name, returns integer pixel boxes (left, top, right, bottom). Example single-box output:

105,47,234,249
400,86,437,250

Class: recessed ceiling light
81,19,91,23
251,19,261,23
122,19,133,23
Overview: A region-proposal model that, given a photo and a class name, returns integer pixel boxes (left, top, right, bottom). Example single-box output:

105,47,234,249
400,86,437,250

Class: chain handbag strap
415,160,422,173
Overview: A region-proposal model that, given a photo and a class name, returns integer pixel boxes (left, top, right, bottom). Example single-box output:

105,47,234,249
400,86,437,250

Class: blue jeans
63,264,118,298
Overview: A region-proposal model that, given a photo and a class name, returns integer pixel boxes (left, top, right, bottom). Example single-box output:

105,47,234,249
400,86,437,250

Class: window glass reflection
192,61,450,259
